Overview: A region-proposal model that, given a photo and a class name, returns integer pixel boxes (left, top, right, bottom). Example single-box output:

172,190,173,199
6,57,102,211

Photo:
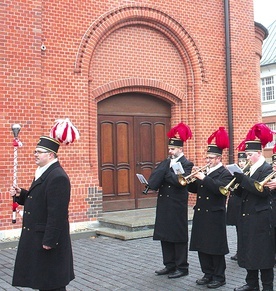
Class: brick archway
75,4,204,209
74,4,206,84
74,4,204,156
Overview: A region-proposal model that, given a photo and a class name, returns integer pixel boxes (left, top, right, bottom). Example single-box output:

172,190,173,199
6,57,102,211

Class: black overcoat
148,156,194,242
226,191,241,226
188,166,233,255
12,162,75,289
270,188,276,227
235,161,275,270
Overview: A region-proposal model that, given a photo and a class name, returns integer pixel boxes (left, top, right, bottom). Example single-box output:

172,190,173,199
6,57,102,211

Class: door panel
134,118,170,208
98,93,171,211
99,117,135,211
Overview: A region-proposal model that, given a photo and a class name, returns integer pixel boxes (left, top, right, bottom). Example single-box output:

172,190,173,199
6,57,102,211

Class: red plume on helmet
207,127,229,150
273,144,276,155
272,143,276,163
167,122,192,142
245,123,273,147
50,118,80,145
236,139,246,152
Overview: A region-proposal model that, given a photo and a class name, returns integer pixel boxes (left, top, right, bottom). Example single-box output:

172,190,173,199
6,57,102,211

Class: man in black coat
188,140,233,289
10,136,75,291
147,123,194,279
266,150,276,266
226,151,249,261
233,139,274,291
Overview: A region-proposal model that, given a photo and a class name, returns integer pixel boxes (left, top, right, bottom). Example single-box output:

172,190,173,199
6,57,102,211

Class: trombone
254,171,276,192
178,163,210,186
219,162,251,196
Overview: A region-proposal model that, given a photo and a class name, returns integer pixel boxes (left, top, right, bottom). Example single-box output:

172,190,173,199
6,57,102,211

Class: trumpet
254,171,276,192
219,162,251,196
178,163,210,186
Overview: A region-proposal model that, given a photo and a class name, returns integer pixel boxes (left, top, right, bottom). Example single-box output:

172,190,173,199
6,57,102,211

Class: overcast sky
254,0,276,28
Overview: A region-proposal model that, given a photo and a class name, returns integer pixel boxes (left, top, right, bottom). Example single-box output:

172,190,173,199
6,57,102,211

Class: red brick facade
1,1,266,233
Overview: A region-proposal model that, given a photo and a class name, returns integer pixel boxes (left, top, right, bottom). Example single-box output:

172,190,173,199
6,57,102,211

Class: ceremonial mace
11,124,22,224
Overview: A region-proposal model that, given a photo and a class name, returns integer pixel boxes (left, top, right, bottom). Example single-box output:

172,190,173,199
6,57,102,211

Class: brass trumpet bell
178,163,210,186
254,171,276,192
219,177,237,196
219,161,251,196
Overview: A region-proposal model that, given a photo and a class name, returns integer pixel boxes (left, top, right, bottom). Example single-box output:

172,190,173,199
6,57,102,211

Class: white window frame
261,76,275,102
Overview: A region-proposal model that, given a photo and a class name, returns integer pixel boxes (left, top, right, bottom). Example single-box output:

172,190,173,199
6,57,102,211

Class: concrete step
95,208,156,240
95,207,194,240
95,227,153,240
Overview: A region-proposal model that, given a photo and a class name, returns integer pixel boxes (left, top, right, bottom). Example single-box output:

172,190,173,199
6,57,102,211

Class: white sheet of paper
226,164,243,175
171,162,185,175
136,174,148,184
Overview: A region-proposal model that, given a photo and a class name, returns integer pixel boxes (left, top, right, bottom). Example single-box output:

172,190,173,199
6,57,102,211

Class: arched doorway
98,93,171,211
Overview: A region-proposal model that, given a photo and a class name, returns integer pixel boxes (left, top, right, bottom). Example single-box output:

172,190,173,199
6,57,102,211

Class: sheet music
136,173,148,184
171,162,185,175
226,163,243,175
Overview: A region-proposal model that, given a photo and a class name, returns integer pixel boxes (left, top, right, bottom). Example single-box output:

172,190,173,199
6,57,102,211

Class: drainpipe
224,0,234,164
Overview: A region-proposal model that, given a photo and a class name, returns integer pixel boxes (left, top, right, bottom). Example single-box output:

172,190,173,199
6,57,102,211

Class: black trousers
198,251,226,282
246,269,274,289
161,240,189,271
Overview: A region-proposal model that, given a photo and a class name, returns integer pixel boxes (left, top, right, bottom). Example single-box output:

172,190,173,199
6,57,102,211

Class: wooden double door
98,93,171,211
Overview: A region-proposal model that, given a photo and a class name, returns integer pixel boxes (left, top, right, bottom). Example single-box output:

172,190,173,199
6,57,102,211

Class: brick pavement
0,225,274,291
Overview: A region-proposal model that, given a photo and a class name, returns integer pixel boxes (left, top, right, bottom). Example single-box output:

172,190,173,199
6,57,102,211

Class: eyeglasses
205,156,217,160
33,150,49,155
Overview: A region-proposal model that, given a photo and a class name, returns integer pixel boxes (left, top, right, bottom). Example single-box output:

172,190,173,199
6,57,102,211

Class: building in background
261,20,276,160
1,1,268,239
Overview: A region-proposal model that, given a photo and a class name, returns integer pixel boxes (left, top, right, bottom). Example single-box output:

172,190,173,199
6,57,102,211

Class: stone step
95,227,153,240
95,207,194,240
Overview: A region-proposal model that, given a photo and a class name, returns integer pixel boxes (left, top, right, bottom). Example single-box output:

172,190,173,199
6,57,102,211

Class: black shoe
207,280,226,289
155,267,175,275
234,284,260,291
231,253,238,261
168,269,189,279
196,277,212,285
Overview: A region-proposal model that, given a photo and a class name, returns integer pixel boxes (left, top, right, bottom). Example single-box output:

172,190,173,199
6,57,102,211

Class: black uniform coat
270,186,276,227
226,191,241,226
235,161,274,270
188,166,233,255
12,161,75,289
148,156,194,242
227,165,250,226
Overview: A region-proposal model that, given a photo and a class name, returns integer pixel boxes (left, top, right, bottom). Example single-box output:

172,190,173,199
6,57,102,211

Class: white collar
35,158,58,180
170,153,184,167
250,155,265,176
207,162,223,175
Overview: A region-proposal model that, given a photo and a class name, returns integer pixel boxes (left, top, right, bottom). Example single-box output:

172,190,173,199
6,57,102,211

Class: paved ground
0,225,274,291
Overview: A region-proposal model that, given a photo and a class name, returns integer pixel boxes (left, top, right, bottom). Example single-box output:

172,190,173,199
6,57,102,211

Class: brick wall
1,0,265,232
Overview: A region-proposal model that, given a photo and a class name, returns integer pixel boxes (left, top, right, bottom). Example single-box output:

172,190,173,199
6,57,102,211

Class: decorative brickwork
1,1,266,234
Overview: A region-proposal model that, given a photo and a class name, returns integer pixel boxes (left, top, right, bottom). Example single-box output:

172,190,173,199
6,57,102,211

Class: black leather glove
233,172,244,184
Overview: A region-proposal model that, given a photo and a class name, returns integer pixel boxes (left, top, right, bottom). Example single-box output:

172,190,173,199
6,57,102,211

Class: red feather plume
236,139,246,152
273,143,276,155
245,123,273,147
167,122,192,142
207,127,229,149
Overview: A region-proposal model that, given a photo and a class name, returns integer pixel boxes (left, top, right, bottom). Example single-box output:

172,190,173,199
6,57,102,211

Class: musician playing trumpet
266,145,276,267
226,151,248,262
147,123,194,279
266,146,276,191
188,127,233,289
232,123,274,291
